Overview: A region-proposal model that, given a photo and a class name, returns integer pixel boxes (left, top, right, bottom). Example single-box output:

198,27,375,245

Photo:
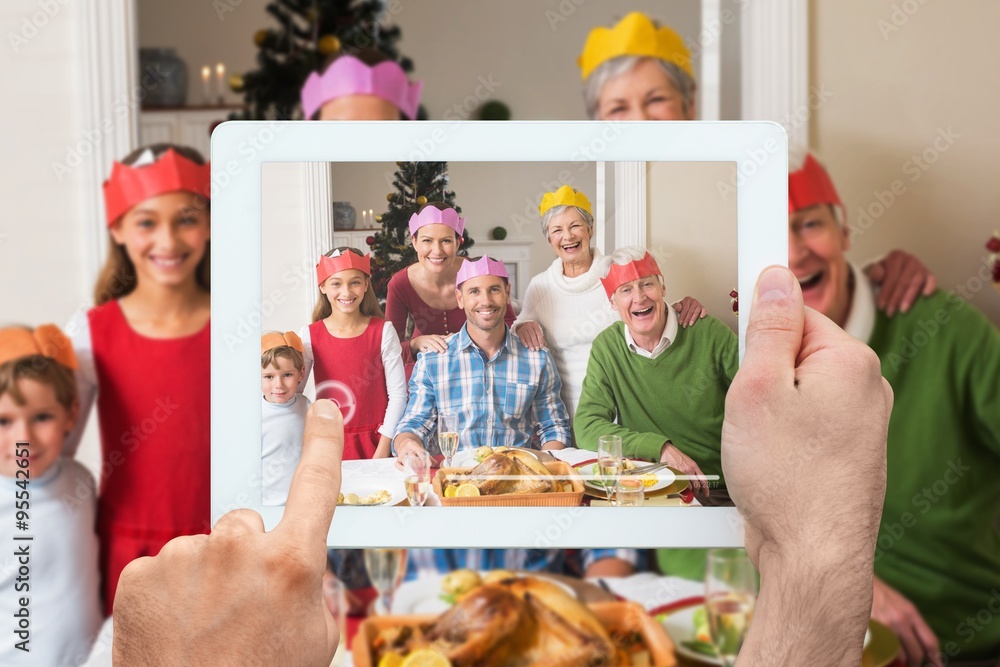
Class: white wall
261,162,312,333
135,0,717,121
0,1,102,477
647,162,738,328
812,0,1000,325
320,160,597,283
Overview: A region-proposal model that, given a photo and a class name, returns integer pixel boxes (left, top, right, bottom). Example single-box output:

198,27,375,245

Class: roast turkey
457,451,557,495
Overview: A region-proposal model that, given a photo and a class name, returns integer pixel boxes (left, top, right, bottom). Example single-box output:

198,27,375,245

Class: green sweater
868,290,1000,660
574,316,738,482
658,291,1000,659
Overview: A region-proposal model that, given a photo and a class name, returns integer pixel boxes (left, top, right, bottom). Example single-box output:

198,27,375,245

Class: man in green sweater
782,153,999,665
574,246,738,501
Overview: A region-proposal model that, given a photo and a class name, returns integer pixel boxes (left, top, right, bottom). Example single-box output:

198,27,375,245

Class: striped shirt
405,548,646,581
393,325,571,452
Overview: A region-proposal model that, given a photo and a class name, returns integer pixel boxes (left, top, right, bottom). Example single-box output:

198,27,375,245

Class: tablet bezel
212,120,787,547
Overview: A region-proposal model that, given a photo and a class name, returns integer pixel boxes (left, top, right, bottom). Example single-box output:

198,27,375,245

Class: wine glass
614,477,644,506
363,548,408,616
597,435,623,504
402,449,432,507
438,410,459,468
322,571,348,666
705,548,758,666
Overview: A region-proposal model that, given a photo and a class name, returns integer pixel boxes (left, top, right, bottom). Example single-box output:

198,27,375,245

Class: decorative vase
333,202,357,230
139,48,188,108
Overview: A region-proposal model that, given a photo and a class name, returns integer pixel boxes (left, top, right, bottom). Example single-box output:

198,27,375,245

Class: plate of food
655,600,873,665
574,458,677,495
392,570,577,616
337,479,405,507
434,449,584,506
355,576,678,667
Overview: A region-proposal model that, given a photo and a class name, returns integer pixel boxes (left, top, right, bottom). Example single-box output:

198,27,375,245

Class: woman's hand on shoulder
410,334,449,354
515,321,546,351
673,297,707,328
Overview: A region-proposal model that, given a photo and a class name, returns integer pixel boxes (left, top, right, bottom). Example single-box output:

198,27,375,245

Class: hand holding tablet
113,400,345,666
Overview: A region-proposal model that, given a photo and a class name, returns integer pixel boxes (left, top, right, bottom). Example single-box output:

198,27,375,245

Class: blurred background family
2,1,998,665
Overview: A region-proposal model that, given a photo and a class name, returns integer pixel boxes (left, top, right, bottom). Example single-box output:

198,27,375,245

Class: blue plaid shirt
393,325,571,452
404,548,646,581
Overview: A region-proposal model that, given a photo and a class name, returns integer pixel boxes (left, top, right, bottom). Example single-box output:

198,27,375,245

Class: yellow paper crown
578,12,693,80
539,185,593,217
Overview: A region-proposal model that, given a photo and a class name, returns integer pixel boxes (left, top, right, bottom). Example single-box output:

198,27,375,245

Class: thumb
739,265,804,388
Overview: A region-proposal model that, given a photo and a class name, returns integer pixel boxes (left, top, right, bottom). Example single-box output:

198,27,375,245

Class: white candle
369,209,374,226
362,210,367,226
215,63,225,103
201,66,211,104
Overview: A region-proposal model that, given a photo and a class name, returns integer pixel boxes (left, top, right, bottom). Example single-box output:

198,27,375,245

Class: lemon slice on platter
401,648,452,667
455,483,480,497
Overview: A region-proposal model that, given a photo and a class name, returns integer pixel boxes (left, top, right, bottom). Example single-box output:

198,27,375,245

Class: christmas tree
229,0,414,120
367,162,475,301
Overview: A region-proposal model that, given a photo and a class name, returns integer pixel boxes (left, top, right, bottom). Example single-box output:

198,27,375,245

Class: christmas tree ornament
365,235,376,246
600,252,662,299
228,74,245,93
103,149,210,226
254,29,270,47
375,215,383,222
386,193,395,202
316,248,371,285
301,55,422,120
539,185,593,216
408,206,465,237
416,195,427,206
456,256,509,287
318,35,341,55
730,289,739,314
579,12,692,80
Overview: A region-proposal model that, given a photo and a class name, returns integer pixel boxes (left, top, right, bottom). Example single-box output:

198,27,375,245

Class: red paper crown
788,154,842,214
600,252,662,299
316,249,371,286
102,149,211,226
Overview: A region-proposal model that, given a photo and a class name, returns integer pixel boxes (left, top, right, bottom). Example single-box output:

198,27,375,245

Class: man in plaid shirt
393,257,571,458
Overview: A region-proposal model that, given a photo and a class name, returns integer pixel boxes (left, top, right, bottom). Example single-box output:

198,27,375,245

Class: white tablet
211,121,787,548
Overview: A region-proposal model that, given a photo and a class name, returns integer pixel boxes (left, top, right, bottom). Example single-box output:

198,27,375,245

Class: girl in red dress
65,143,211,615
300,248,406,460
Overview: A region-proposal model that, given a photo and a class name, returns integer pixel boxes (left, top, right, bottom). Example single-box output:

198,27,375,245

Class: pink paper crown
102,149,211,226
456,255,509,287
600,252,662,299
788,154,842,213
316,249,371,286
301,55,422,120
408,206,466,237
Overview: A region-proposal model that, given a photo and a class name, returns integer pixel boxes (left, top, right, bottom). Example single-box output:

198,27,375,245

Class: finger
911,616,941,667
898,271,924,314
213,508,265,534
738,266,804,389
278,400,344,545
883,260,916,317
894,622,923,667
924,273,937,296
868,260,886,287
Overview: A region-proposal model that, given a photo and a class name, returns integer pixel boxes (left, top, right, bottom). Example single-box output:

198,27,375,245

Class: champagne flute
364,548,408,616
705,548,758,666
438,410,459,468
597,434,623,504
403,449,432,507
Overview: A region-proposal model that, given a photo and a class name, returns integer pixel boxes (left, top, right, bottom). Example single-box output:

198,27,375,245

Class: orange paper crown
600,252,662,299
103,149,211,226
261,331,303,355
579,12,693,80
788,154,842,213
316,249,371,285
539,185,593,217
0,324,78,371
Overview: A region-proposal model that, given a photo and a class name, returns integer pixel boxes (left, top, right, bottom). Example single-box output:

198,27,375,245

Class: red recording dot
679,488,695,504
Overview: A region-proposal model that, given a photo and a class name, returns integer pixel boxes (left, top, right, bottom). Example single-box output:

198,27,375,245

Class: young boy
261,332,310,506
0,325,101,664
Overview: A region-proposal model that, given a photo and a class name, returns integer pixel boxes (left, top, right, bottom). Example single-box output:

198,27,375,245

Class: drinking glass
322,571,348,666
364,548,408,616
438,410,459,468
402,449,432,507
705,548,758,666
597,435,623,504
614,477,645,506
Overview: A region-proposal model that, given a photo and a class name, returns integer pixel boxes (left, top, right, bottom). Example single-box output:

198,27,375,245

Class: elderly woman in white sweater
513,185,706,423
